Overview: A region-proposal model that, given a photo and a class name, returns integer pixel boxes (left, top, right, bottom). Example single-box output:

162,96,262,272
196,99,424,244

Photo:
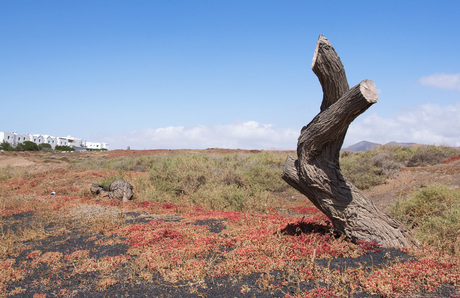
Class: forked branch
283,35,419,248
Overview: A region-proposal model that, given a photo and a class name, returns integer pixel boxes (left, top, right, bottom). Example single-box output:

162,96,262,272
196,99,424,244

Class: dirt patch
0,152,74,176
364,160,460,211
0,157,35,168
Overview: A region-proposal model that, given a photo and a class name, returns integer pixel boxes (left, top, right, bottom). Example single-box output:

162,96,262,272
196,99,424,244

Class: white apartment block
85,141,109,150
0,132,15,144
0,131,108,151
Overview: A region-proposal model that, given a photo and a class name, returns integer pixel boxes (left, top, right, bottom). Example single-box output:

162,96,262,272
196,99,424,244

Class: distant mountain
343,141,379,152
343,141,416,152
384,141,416,147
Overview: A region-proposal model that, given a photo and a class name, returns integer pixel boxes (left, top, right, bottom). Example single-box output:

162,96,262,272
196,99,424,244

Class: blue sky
1,1,459,149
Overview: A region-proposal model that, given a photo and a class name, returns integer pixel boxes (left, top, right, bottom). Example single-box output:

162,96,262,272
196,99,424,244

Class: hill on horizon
344,141,416,152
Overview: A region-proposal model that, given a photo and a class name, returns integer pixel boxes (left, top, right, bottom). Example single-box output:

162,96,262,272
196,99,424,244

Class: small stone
90,184,104,195
108,178,133,202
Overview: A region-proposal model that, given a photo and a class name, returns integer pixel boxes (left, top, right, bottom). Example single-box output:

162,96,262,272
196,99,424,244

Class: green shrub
0,141,14,151
128,151,286,212
149,153,211,196
339,145,403,189
21,141,39,151
55,145,75,151
340,145,460,190
237,150,287,192
160,152,289,211
389,185,460,254
406,145,459,167
38,143,52,151
340,157,385,189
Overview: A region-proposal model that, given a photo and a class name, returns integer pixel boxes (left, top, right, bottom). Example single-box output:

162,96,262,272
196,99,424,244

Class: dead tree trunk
282,35,419,248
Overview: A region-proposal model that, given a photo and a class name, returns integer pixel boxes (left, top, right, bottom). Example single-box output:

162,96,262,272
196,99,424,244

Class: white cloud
419,73,460,90
345,103,460,147
104,121,299,150
103,104,460,151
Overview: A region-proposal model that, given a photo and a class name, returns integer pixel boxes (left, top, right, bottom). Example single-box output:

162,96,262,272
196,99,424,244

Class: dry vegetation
0,145,459,297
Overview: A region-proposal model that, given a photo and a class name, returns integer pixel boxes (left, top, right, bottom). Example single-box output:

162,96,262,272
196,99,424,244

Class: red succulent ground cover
0,193,458,297
444,156,460,164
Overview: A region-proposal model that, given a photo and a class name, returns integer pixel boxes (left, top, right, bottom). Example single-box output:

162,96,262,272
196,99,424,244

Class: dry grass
389,185,460,255
340,144,460,189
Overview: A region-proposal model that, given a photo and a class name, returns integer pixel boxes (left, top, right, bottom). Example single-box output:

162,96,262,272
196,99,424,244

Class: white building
84,141,109,150
66,136,83,148
43,135,56,148
0,132,16,145
16,133,29,144
1,131,108,151
0,132,30,146
32,134,45,145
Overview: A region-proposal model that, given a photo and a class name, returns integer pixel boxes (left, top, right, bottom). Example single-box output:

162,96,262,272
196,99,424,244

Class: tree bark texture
282,35,419,248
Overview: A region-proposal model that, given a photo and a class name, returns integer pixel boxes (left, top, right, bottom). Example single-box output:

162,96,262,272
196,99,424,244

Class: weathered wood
312,34,349,112
283,35,419,248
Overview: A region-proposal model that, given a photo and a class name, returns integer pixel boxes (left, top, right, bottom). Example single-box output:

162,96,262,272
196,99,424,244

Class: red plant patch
98,278,118,290
27,250,42,260
64,250,89,262
30,252,63,270
362,259,460,296
0,206,35,217
444,156,460,163
0,259,25,293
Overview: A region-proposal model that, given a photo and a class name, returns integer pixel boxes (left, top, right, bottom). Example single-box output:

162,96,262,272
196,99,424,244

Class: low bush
146,151,290,212
340,145,408,189
20,141,39,151
0,141,14,151
407,145,459,167
340,145,459,189
389,185,460,254
38,143,52,151
54,145,75,151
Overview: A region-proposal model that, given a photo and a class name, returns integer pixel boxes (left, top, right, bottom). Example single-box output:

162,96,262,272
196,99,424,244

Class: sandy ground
0,156,36,168
364,160,460,211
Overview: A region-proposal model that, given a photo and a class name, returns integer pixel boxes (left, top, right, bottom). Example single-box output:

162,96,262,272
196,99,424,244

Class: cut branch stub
312,34,349,112
298,80,377,160
283,34,419,248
